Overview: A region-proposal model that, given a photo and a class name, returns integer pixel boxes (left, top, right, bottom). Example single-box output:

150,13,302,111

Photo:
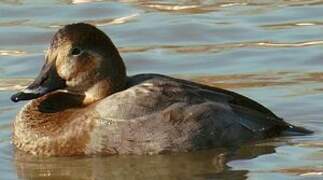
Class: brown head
11,23,127,104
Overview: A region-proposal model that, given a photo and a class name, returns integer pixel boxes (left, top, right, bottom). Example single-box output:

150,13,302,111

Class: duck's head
11,23,126,104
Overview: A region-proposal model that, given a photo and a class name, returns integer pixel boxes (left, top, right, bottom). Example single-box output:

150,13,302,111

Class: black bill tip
11,92,25,102
10,93,20,102
11,91,42,103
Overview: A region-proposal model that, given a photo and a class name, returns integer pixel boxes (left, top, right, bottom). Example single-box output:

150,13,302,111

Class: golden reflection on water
85,13,139,26
186,71,323,90
0,19,29,27
37,13,139,29
119,40,323,54
0,79,30,91
120,0,323,14
71,0,102,4
2,0,323,179
261,21,323,30
275,167,323,177
144,3,199,11
0,50,27,56
187,73,296,89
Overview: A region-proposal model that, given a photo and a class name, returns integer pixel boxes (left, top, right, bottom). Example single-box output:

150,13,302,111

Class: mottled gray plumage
88,73,311,154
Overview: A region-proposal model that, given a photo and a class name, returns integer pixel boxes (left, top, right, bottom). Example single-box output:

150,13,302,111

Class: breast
13,92,98,156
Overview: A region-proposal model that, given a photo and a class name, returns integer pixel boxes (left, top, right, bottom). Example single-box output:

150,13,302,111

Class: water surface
1,0,323,179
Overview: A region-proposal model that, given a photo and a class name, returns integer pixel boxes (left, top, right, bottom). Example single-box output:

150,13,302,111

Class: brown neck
82,51,127,105
109,48,127,92
81,76,127,105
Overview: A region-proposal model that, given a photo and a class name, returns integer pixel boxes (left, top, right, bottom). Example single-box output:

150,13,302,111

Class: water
1,0,323,179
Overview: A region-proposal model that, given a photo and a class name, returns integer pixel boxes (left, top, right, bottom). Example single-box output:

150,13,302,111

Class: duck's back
89,74,311,155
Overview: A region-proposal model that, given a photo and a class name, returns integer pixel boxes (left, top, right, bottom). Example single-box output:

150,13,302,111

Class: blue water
1,0,323,179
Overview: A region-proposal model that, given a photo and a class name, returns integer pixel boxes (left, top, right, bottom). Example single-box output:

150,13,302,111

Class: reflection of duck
11,23,312,156
15,145,275,180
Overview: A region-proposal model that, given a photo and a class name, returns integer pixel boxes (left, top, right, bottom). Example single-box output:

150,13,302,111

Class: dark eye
71,47,82,56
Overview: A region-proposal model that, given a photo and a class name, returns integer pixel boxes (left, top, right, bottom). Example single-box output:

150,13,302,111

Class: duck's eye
71,47,82,56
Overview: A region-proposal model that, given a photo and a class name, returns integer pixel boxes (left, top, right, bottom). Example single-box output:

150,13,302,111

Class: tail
281,124,313,136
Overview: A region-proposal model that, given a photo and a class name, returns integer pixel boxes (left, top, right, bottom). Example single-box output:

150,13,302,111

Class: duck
11,23,312,156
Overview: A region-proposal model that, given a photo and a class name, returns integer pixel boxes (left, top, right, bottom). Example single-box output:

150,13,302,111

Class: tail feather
281,125,313,136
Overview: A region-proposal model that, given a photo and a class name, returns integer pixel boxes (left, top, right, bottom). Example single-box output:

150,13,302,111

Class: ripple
276,167,323,177
136,3,216,14
181,72,297,90
0,19,29,27
1,1,323,180
0,122,10,131
179,71,323,91
130,1,323,14
0,79,31,91
119,40,323,54
287,0,323,7
0,0,22,5
144,3,199,11
85,13,139,26
138,1,272,14
256,41,323,47
71,0,103,4
261,21,323,30
0,50,27,56
46,13,139,28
